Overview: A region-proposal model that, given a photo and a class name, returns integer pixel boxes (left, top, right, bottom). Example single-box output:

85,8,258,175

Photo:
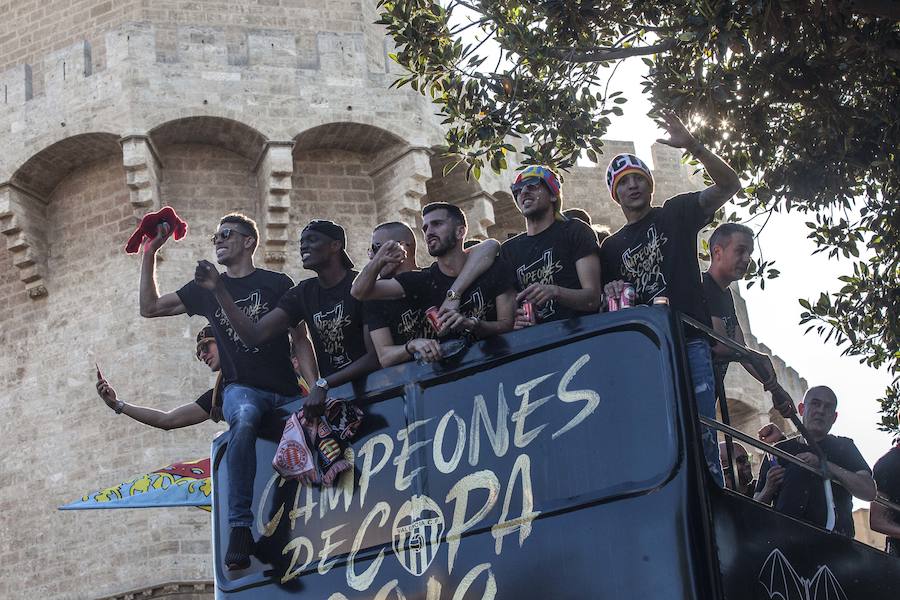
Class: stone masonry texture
0,1,809,598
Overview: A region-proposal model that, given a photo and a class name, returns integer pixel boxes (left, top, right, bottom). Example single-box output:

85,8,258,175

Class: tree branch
545,40,676,63
842,0,900,20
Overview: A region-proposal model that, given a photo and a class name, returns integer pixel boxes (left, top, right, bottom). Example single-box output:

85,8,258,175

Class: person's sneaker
225,526,253,570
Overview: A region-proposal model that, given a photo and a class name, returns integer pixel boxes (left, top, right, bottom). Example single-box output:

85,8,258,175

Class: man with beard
755,385,875,536
719,441,756,497
352,203,515,354
703,222,795,415
360,221,502,366
139,213,303,571
196,219,380,418
499,166,601,328
599,113,742,486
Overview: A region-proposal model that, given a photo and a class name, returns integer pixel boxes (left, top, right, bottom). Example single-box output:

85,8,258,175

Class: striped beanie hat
606,153,654,202
512,166,564,218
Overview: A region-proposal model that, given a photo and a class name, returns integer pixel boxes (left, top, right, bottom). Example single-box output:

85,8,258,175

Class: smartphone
95,362,103,381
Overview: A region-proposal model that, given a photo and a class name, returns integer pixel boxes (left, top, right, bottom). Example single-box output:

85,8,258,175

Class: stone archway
1,132,122,298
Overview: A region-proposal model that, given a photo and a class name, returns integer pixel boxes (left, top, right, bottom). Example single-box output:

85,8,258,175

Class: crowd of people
93,113,900,570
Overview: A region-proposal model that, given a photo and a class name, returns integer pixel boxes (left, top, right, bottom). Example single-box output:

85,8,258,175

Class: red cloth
124,206,188,254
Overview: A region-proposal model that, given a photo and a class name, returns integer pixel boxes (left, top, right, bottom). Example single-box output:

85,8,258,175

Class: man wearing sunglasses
195,219,379,424
351,203,515,354
599,113,742,486
96,325,223,428
139,213,304,571
499,166,602,328
360,220,501,366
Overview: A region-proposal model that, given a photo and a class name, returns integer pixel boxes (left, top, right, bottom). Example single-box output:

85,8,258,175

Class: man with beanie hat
197,219,380,420
500,165,601,327
139,212,304,571
95,324,224,428
599,112,741,486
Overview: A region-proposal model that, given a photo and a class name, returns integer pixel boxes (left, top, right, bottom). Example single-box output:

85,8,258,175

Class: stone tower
0,2,804,598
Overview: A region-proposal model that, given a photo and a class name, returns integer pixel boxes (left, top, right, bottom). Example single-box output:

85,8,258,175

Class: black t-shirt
194,389,214,414
757,435,871,537
395,259,516,333
703,271,739,380
277,271,367,378
599,192,712,330
873,445,900,552
177,269,300,396
364,299,433,345
499,218,599,323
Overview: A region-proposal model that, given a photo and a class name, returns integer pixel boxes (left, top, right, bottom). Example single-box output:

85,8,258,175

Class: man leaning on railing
755,385,876,537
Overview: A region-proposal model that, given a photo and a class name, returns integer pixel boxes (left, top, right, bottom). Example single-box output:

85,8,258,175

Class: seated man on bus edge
499,167,602,329
138,212,304,571
703,222,796,417
96,325,223,428
195,219,380,418
599,113,741,486
870,408,900,556
755,385,875,537
360,220,502,367
351,202,516,358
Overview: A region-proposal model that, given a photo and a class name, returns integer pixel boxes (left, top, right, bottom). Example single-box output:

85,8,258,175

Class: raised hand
194,260,222,291
96,378,118,410
374,240,406,268
143,222,171,254
758,423,786,445
656,112,698,150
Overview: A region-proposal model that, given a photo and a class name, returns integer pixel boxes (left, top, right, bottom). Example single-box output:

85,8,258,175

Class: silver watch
315,377,329,391
114,399,125,414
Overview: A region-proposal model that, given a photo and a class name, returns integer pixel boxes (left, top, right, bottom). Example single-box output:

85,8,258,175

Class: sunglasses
210,227,251,244
510,177,546,198
370,240,412,255
196,340,214,360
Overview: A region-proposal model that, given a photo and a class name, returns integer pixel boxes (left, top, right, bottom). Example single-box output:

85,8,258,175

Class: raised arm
439,239,500,313
656,113,740,217
350,242,407,301
97,377,208,430
194,260,292,347
139,224,186,318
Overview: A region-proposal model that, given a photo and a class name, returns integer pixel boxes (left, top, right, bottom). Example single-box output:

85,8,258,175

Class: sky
600,57,895,475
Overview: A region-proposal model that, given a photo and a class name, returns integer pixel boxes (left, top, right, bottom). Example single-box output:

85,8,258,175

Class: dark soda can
620,283,636,308
425,306,442,333
521,301,536,325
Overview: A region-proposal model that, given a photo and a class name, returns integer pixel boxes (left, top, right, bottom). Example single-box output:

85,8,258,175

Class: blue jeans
686,339,725,487
222,384,299,528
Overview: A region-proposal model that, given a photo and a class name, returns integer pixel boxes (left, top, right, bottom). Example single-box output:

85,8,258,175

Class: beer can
607,293,619,312
620,283,636,308
425,306,442,333
652,296,670,306
521,301,536,325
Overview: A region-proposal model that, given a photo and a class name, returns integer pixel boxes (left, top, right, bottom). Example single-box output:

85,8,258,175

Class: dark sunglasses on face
210,227,250,244
510,177,545,198
196,340,213,360
370,240,412,255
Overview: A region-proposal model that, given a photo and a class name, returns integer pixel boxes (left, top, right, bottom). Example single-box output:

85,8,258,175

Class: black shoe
225,526,253,571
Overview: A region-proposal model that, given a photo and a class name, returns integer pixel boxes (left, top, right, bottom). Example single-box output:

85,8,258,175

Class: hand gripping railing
679,314,838,532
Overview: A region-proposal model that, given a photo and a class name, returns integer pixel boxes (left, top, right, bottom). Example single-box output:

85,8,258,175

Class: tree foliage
377,0,900,427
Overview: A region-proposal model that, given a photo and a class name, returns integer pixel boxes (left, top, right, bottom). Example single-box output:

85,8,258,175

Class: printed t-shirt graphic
277,271,367,377
177,269,300,396
702,271,739,381
365,299,433,345
500,218,599,322
599,192,713,330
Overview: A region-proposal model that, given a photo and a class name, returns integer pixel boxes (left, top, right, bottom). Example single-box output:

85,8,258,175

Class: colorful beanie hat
512,166,564,217
606,154,654,202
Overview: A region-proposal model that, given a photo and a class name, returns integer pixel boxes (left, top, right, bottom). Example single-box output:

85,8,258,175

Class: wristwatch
315,377,330,391
114,399,125,414
446,288,461,302
465,316,480,333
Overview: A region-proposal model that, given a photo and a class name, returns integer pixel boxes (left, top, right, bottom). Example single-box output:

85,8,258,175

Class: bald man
755,385,875,536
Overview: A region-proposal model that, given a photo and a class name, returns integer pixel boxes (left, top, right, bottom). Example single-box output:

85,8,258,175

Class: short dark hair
220,213,259,251
709,222,754,252
422,202,467,228
373,221,415,242
563,208,592,225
